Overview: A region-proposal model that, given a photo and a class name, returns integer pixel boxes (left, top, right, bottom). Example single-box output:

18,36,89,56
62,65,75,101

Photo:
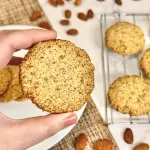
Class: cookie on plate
105,22,145,56
0,67,11,96
108,75,150,116
140,48,150,78
20,40,94,113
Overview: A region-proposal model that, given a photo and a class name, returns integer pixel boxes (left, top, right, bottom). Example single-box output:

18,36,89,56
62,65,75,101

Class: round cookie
105,22,145,56
20,40,94,113
0,67,11,96
140,48,150,78
108,75,150,116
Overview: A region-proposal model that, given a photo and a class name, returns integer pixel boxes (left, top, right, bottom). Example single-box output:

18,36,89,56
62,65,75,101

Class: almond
74,0,81,6
67,29,78,35
75,133,87,150
56,0,64,5
115,0,122,5
38,21,52,30
93,139,113,150
48,0,57,6
124,128,134,144
30,11,41,21
87,9,94,19
65,10,71,19
133,143,149,150
78,13,87,21
60,20,70,25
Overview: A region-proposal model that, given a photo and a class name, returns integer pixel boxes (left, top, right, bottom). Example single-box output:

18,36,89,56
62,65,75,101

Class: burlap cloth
0,0,119,149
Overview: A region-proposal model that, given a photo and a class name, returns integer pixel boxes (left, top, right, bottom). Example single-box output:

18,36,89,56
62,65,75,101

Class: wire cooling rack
100,13,150,125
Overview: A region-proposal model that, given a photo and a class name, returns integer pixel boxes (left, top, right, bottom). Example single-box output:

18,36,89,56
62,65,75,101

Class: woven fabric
0,0,119,149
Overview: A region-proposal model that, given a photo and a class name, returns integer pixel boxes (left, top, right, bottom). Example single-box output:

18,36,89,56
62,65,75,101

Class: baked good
140,48,150,78
0,67,11,96
105,22,145,56
108,75,150,116
20,40,94,113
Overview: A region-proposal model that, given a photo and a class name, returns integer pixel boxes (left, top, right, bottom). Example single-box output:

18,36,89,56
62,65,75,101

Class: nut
65,10,71,19
38,21,52,30
133,143,149,150
124,128,134,144
30,11,41,21
56,0,64,5
48,0,57,6
60,20,70,25
115,0,122,5
78,13,88,21
74,0,81,6
75,133,87,150
93,139,113,150
87,9,94,19
67,29,78,35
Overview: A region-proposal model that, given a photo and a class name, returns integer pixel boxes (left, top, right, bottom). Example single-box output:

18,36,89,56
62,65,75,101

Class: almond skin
38,21,51,30
87,9,94,19
115,0,122,5
48,0,57,6
56,0,64,5
67,29,78,35
30,11,41,21
75,134,87,150
74,0,81,6
78,13,87,21
124,128,134,144
60,20,70,25
65,10,71,19
133,143,149,150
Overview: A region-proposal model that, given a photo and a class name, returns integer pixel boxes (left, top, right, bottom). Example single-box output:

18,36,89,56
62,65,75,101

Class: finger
8,56,23,66
13,113,77,149
0,29,57,69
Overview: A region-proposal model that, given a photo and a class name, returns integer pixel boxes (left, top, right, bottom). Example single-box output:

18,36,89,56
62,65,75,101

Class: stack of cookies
0,66,27,103
106,22,150,116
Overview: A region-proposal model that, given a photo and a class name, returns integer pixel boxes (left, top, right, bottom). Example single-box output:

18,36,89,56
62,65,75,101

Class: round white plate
0,25,86,150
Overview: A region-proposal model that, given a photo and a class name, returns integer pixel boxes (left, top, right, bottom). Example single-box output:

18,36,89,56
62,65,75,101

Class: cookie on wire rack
108,75,150,116
20,40,94,113
105,22,145,56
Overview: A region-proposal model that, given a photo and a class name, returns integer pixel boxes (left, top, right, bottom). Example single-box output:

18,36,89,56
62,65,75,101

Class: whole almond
60,20,70,25
56,0,64,5
93,139,113,150
65,10,71,19
124,128,133,144
133,143,149,150
115,0,122,5
75,133,87,150
87,9,94,19
30,11,41,21
74,0,81,5
48,0,57,6
78,13,87,21
67,29,78,35
38,21,52,30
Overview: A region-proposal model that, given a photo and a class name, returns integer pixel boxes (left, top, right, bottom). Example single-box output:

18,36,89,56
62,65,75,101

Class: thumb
11,113,77,150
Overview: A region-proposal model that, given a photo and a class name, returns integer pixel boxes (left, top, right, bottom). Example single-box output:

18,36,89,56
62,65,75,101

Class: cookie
140,48,150,78
105,22,145,56
20,40,94,113
0,67,11,96
108,75,150,116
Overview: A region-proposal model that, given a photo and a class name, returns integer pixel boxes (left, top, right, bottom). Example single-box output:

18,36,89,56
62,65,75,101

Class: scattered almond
133,143,149,150
87,9,94,19
65,10,71,19
30,11,41,21
78,13,88,21
75,133,87,150
67,29,78,35
56,0,64,5
38,21,52,30
124,128,134,144
115,0,122,5
60,19,70,25
93,139,113,150
48,0,57,7
74,0,81,6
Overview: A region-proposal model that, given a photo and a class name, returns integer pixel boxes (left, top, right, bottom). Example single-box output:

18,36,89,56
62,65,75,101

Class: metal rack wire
100,13,150,125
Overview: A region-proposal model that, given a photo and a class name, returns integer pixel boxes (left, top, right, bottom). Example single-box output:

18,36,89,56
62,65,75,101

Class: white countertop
38,0,150,149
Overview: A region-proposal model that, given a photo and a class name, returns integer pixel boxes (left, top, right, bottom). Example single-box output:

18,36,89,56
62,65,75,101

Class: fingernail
64,113,77,127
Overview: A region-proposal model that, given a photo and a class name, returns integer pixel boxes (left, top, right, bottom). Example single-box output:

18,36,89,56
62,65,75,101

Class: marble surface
38,0,150,149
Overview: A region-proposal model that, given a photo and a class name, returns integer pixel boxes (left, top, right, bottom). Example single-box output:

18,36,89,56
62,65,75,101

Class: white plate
0,25,86,150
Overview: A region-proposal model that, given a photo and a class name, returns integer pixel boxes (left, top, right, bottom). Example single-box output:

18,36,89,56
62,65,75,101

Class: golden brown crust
105,22,145,56
20,39,94,113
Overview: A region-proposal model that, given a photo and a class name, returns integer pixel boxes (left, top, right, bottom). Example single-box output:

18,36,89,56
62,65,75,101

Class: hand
0,29,77,150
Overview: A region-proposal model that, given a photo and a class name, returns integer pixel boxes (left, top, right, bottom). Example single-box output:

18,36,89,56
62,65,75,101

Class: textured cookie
140,48,150,78
105,22,145,56
108,75,150,116
20,40,94,113
0,67,11,96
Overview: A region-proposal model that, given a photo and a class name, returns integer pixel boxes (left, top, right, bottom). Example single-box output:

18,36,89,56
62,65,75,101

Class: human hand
0,29,77,150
